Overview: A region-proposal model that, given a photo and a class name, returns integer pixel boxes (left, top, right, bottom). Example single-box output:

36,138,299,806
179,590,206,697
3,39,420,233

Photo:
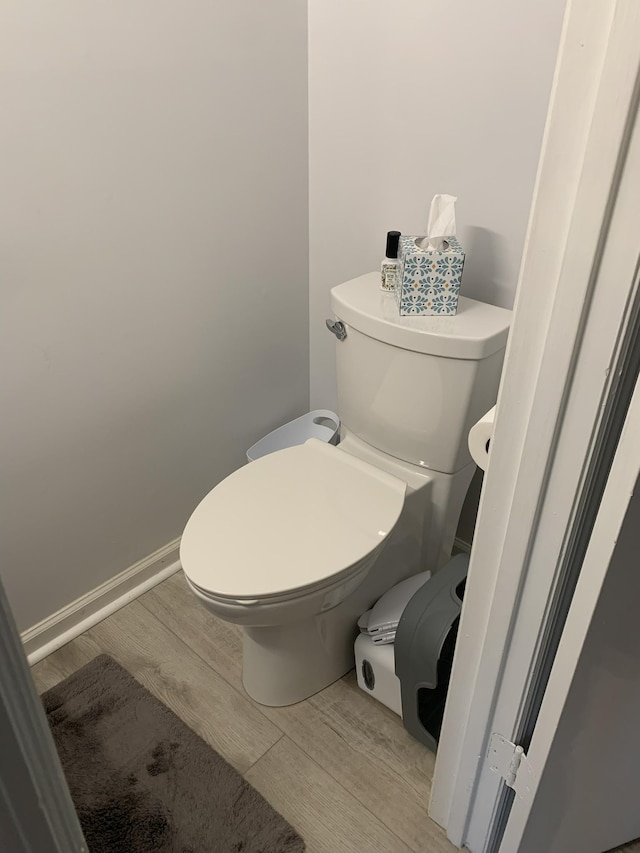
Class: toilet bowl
180,438,406,705
180,272,512,706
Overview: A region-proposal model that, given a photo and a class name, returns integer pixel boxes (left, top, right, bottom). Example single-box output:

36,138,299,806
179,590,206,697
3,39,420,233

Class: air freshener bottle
381,231,401,292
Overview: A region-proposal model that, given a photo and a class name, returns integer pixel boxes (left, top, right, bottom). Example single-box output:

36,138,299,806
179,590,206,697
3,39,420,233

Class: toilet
180,272,512,707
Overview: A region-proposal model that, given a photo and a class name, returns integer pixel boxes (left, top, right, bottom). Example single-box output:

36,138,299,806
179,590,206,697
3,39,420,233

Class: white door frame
0,574,87,852
430,0,640,848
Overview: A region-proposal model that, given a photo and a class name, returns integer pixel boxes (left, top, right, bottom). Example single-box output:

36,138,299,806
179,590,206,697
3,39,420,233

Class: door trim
429,1,640,847
0,576,87,852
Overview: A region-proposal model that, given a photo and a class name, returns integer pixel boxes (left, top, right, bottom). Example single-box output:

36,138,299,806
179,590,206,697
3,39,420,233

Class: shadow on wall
460,226,512,309
456,467,484,547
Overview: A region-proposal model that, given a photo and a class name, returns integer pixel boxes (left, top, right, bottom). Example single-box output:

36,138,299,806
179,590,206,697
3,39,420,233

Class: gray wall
1,0,569,632
308,0,566,545
517,478,640,853
308,0,566,412
0,1,309,631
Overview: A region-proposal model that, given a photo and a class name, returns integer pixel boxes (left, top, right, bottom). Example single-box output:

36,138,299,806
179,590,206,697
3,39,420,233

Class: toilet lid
180,439,406,601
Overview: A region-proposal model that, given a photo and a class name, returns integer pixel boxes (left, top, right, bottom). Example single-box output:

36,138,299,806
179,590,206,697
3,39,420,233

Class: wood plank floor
31,570,453,853
30,570,640,853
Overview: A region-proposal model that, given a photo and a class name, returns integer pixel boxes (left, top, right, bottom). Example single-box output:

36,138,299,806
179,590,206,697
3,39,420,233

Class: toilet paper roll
468,406,496,471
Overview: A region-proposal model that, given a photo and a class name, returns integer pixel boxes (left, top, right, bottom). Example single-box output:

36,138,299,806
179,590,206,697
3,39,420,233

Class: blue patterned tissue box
396,235,465,316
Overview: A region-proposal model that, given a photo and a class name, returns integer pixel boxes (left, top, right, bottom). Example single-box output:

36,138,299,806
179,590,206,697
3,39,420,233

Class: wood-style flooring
31,570,640,853
31,570,453,853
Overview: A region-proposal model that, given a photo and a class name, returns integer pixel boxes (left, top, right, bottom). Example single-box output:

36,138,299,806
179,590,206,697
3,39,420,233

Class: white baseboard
454,536,472,554
23,534,471,666
22,538,182,666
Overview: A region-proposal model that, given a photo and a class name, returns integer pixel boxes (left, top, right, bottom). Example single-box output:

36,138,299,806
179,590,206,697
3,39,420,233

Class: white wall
0,1,309,631
309,0,566,411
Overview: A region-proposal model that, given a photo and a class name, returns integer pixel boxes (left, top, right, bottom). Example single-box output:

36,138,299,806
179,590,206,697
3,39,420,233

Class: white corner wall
0,1,309,632
309,0,566,411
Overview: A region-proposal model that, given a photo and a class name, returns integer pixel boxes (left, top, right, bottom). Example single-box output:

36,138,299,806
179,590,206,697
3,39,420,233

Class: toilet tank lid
330,273,512,359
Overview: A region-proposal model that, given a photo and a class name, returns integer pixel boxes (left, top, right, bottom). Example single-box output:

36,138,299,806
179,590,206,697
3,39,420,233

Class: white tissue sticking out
418,193,457,251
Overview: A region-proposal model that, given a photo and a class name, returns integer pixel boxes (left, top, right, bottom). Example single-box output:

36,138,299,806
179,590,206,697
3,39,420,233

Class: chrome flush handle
326,319,347,341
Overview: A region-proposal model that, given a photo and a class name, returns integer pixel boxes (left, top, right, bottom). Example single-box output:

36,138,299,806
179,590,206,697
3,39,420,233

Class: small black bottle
381,231,401,292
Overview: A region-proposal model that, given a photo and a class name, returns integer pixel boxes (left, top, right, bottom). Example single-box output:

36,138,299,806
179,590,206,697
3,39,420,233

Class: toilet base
242,614,357,706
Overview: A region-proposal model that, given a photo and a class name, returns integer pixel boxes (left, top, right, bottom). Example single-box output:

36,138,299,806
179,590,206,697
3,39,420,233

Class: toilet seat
180,438,406,603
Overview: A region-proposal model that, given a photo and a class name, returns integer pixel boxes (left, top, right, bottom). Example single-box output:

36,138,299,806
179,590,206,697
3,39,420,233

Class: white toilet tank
330,273,512,473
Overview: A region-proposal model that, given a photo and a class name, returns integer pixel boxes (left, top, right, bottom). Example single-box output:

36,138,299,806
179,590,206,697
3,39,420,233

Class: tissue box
396,235,465,316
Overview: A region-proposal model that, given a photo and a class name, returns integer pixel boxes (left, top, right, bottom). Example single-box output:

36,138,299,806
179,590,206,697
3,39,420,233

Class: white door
498,377,640,853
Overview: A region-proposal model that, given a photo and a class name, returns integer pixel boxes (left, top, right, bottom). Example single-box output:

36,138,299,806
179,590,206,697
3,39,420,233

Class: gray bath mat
41,654,304,852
